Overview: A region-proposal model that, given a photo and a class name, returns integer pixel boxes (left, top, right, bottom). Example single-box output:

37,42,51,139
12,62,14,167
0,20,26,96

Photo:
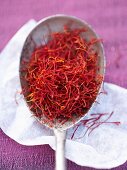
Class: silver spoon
19,14,105,170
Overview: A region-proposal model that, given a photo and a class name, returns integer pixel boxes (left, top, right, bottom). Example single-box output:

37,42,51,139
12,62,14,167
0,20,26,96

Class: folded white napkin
0,20,127,169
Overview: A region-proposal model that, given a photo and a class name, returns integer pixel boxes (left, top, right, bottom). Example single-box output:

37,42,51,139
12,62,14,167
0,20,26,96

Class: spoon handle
54,129,66,170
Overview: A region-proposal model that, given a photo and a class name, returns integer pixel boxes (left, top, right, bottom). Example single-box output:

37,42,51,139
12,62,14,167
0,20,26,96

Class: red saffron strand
71,111,121,139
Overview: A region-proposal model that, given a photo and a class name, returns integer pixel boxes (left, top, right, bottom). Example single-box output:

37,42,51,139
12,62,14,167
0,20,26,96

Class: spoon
19,14,105,170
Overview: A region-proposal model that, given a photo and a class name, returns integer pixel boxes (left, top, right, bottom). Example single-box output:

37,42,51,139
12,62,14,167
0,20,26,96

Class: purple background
0,0,127,169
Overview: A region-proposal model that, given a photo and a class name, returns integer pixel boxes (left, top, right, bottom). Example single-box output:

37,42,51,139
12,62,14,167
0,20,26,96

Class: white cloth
0,20,127,169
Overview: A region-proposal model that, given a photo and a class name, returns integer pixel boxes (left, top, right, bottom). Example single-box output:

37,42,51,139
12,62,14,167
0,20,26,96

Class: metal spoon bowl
19,14,105,170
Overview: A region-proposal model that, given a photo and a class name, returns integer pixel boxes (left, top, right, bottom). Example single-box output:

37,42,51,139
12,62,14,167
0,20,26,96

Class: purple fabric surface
0,0,127,169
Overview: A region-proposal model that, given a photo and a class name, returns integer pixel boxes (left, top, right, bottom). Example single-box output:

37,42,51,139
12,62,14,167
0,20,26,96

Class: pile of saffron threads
21,27,103,126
